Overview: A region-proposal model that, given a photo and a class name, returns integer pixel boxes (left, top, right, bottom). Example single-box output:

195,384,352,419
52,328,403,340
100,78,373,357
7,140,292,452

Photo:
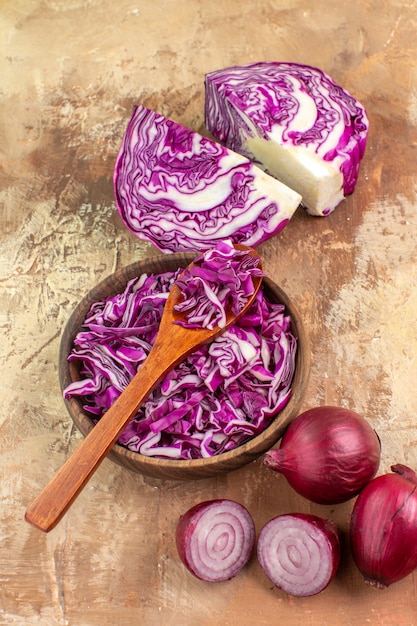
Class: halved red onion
257,513,340,596
176,499,255,582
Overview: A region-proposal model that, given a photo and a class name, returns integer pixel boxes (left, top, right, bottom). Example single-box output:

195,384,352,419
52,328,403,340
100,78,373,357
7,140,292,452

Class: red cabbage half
113,105,302,253
63,266,297,460
205,62,369,216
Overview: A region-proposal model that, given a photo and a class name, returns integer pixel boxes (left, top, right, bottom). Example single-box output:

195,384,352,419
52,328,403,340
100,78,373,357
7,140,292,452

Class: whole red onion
350,464,417,588
263,406,381,504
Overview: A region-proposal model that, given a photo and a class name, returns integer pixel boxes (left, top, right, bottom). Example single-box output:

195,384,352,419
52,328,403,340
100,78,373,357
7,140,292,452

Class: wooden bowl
59,252,310,480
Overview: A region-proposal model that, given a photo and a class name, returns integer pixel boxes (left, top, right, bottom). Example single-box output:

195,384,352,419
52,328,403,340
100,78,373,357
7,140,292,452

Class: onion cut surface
176,499,255,582
205,61,369,216
113,105,301,253
257,513,340,596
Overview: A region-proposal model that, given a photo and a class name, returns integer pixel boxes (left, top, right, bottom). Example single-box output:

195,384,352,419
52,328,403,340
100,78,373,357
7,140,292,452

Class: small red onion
350,464,417,588
257,513,340,596
263,406,381,504
176,499,255,582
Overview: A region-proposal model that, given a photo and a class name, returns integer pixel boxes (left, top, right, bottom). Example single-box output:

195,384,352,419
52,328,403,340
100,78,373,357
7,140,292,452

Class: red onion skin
350,464,417,588
257,513,341,596
263,406,381,505
176,499,255,582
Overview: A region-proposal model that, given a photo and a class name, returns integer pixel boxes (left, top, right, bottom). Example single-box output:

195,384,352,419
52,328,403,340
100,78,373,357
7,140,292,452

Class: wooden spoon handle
24,340,174,533
25,262,262,532
24,317,220,532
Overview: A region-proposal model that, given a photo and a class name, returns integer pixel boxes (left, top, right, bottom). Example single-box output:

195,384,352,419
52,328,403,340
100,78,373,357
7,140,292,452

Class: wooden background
1,1,417,624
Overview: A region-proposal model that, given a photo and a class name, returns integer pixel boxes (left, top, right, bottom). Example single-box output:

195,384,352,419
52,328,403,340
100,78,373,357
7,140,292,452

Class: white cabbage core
246,136,344,216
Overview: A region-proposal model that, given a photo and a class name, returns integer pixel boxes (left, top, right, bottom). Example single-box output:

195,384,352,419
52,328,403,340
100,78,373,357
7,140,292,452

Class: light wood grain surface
1,1,417,624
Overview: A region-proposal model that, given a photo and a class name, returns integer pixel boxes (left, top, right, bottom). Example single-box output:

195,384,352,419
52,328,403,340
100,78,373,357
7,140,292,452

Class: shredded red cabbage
63,267,297,460
174,241,264,329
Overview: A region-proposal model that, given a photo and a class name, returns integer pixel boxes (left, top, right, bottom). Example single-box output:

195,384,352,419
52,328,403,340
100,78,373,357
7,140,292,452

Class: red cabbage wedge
205,61,369,216
113,105,302,253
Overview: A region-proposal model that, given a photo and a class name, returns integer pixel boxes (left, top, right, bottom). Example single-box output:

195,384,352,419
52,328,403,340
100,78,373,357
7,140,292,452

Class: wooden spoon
25,246,262,532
